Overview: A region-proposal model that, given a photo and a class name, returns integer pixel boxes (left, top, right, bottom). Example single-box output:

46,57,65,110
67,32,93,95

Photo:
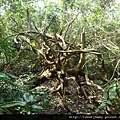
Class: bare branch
63,12,80,40
43,15,56,35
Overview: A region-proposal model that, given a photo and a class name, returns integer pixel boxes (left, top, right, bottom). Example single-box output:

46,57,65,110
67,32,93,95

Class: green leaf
103,90,107,100
30,41,36,47
13,92,23,101
23,93,30,102
95,108,99,113
0,73,9,80
23,93,34,102
109,86,117,100
0,76,7,80
45,94,52,99
43,99,50,107
0,73,18,87
7,79,18,87
109,91,117,100
109,86,116,92
31,105,43,110
41,88,48,91
100,102,106,108
39,92,45,95
5,73,18,79
29,95,35,102
107,101,112,105
0,101,26,108
109,83,116,88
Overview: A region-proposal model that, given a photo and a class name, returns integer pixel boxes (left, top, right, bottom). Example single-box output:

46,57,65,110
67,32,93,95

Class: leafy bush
95,78,120,114
0,73,51,114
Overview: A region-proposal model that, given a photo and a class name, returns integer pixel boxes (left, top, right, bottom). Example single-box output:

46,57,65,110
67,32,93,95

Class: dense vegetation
0,0,120,114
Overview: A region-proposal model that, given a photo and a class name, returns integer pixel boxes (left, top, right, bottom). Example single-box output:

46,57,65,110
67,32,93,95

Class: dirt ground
33,75,103,114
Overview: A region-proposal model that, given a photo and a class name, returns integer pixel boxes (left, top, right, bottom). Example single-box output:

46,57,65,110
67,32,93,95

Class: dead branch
43,15,56,35
63,12,80,40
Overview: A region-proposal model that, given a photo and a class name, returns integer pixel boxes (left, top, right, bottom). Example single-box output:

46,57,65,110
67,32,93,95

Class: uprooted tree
7,15,109,101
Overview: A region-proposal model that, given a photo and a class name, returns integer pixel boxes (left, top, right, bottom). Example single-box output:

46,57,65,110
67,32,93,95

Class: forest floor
31,75,103,114
11,64,120,115
11,61,119,115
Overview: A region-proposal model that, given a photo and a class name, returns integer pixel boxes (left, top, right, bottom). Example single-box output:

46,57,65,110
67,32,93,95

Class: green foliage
0,0,120,114
95,78,120,114
0,73,18,87
0,73,52,114
0,91,43,114
32,88,52,108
